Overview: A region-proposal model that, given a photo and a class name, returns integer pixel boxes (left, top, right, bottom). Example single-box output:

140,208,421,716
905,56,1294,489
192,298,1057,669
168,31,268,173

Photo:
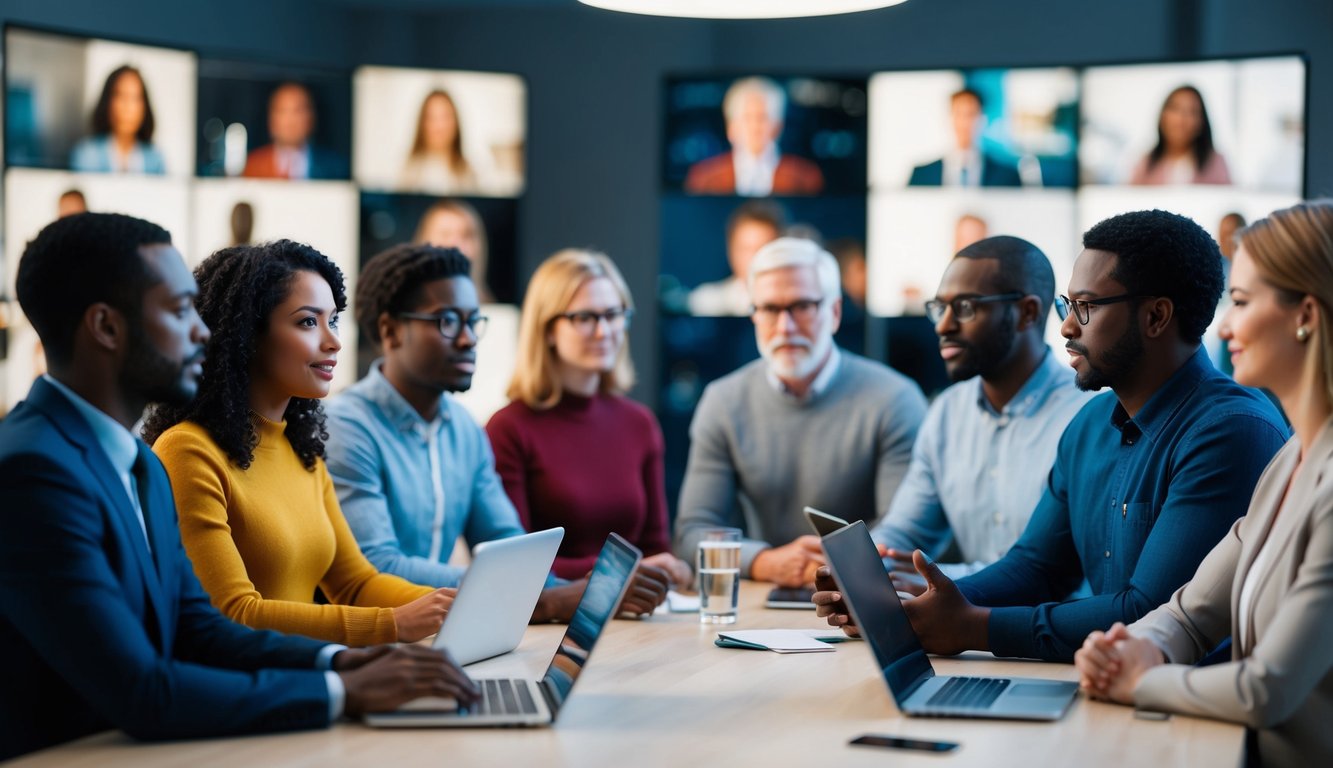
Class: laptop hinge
537,677,559,715
899,668,936,701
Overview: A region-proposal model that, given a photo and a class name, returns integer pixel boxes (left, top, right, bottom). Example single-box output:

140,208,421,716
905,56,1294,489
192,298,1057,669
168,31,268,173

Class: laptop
822,522,1078,720
433,527,564,666
365,533,642,728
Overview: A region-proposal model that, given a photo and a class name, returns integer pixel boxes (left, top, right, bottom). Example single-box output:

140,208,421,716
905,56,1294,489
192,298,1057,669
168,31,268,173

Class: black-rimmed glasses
398,310,489,340
924,292,1024,324
1057,294,1145,325
750,298,824,326
556,307,633,336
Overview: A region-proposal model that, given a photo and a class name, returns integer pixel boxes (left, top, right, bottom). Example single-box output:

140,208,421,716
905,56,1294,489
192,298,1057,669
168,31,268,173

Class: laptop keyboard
462,679,540,717
926,677,1011,710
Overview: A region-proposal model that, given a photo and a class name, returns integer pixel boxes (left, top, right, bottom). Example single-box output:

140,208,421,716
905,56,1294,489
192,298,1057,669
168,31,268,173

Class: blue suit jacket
908,154,1022,187
0,379,331,760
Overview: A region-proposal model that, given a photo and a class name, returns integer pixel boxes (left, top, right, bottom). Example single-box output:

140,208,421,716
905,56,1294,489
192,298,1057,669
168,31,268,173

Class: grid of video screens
657,59,1306,510
1,26,527,419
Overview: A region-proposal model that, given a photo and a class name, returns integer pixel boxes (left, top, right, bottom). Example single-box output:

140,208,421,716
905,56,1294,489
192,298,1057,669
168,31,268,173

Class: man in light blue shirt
325,243,668,621
871,236,1092,587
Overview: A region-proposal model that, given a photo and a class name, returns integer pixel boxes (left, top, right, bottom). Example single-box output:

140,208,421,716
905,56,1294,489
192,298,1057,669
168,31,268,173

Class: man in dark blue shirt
815,209,1289,662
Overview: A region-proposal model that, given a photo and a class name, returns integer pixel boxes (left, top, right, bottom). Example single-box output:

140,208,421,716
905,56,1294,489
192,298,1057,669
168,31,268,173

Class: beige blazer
1129,420,1333,768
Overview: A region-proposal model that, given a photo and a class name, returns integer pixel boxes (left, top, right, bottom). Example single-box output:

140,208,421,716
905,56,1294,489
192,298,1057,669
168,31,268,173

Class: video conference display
1,26,528,414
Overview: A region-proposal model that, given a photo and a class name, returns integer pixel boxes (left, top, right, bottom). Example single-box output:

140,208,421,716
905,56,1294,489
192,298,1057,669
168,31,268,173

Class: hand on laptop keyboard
337,644,481,717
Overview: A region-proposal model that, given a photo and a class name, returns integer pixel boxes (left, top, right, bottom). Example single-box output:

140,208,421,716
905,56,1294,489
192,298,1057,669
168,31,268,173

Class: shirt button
994,513,1004,524
1104,550,1111,558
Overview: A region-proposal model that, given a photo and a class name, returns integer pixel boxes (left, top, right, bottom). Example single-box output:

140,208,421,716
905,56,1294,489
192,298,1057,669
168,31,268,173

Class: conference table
12,581,1242,767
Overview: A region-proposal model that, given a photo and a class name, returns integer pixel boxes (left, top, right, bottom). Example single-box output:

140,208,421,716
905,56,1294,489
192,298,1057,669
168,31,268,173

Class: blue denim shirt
957,348,1290,661
323,362,527,588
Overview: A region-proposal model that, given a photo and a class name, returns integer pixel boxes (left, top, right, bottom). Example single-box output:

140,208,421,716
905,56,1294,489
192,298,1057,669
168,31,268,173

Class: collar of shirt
765,345,842,402
943,147,982,186
41,374,138,479
1109,347,1213,446
973,346,1066,422
732,143,780,196
361,360,450,436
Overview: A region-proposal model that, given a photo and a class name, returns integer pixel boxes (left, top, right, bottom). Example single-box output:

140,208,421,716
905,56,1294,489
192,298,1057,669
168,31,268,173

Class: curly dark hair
1082,209,1223,344
92,66,155,143
356,243,472,345
142,240,347,471
17,212,170,368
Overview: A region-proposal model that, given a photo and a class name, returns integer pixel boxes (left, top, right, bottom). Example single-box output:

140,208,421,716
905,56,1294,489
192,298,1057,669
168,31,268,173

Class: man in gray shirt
872,236,1093,591
673,238,927,587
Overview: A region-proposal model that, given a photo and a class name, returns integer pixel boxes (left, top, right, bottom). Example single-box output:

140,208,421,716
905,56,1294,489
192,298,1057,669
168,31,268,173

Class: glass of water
697,528,741,624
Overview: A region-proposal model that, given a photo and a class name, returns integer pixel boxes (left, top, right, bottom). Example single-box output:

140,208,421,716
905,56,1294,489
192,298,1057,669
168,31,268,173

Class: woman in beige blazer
1075,199,1333,768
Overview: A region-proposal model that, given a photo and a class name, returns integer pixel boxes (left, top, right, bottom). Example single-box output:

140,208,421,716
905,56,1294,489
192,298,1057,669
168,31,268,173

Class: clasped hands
1073,622,1165,705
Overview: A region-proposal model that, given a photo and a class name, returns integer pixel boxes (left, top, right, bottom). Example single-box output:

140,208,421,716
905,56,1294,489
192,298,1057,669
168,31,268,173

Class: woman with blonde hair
1075,200,1333,767
400,89,477,194
487,249,691,586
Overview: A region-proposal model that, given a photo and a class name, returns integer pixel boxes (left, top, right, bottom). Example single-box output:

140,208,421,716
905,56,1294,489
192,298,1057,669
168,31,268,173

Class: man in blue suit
0,213,478,760
908,88,1022,188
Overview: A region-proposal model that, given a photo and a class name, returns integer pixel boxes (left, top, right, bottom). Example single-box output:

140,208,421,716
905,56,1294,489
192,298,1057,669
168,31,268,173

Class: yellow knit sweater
154,415,433,646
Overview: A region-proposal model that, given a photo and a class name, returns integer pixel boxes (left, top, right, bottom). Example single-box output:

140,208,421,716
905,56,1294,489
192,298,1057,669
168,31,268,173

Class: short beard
120,321,199,407
1075,314,1144,392
946,307,1017,383
762,330,833,381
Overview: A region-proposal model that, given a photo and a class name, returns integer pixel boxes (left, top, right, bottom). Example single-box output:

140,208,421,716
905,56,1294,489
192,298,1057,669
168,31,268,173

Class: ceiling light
578,1,910,20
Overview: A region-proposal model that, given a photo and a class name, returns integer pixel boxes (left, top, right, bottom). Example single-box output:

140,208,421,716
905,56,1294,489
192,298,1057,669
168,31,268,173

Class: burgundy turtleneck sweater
486,392,671,579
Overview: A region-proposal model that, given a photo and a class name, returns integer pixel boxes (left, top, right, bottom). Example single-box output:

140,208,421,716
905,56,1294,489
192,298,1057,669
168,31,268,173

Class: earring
1296,326,1310,342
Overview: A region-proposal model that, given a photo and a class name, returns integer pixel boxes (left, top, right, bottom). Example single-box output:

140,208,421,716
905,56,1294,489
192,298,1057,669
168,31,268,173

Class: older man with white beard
673,238,927,587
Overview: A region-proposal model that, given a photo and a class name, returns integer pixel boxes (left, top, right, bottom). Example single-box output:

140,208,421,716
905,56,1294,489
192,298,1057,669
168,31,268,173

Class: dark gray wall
4,0,1330,407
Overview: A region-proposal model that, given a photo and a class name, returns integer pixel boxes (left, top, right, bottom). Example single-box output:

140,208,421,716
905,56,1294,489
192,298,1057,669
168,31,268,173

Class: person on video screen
243,82,348,180
684,77,824,197
400,89,479,195
1129,86,1231,186
70,66,166,175
909,88,1019,188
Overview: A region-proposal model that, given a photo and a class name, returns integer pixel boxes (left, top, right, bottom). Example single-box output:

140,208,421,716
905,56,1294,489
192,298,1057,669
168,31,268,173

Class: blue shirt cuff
316,643,348,670
987,606,1037,658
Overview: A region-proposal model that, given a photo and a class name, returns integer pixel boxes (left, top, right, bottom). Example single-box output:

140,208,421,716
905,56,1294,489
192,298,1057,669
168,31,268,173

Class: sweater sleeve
155,427,421,647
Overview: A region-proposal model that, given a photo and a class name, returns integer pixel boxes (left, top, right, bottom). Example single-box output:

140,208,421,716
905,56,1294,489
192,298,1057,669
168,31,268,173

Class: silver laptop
433,527,564,666
365,533,642,728
822,522,1078,721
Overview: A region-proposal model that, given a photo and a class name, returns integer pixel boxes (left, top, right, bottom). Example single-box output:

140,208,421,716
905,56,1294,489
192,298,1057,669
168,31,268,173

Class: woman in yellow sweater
143,239,453,646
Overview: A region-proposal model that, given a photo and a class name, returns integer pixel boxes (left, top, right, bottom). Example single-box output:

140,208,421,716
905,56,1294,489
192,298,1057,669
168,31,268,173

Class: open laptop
433,527,564,666
365,533,642,728
763,506,853,610
822,522,1078,720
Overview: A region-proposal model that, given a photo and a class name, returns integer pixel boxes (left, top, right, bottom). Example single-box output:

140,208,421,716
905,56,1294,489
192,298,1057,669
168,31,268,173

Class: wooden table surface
10,581,1243,767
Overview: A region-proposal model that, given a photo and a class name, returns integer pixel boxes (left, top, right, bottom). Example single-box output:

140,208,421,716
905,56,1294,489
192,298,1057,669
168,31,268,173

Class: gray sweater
673,351,927,575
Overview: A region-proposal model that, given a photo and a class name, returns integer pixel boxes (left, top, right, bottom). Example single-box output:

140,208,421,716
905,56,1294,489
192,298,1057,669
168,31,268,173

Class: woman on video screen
1129,85,1230,186
70,65,166,175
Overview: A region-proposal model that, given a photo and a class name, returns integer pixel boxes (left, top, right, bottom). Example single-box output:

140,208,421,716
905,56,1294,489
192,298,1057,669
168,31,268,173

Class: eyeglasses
924,292,1024,324
556,307,633,336
751,298,824,326
1057,293,1145,325
398,309,489,340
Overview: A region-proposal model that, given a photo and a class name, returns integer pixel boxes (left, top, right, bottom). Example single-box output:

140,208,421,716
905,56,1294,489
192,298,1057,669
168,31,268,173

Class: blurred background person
230,201,254,246
488,249,692,587
909,88,1020,187
954,212,990,254
1129,85,1231,185
56,189,87,218
243,82,348,180
69,66,165,175
1218,211,1246,263
828,237,868,311
400,89,478,194
414,199,492,302
684,76,824,196
1075,200,1333,768
688,200,785,316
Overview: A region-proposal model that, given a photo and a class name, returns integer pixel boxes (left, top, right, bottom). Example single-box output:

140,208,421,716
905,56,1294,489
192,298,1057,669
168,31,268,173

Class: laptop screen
822,521,935,704
540,533,642,713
